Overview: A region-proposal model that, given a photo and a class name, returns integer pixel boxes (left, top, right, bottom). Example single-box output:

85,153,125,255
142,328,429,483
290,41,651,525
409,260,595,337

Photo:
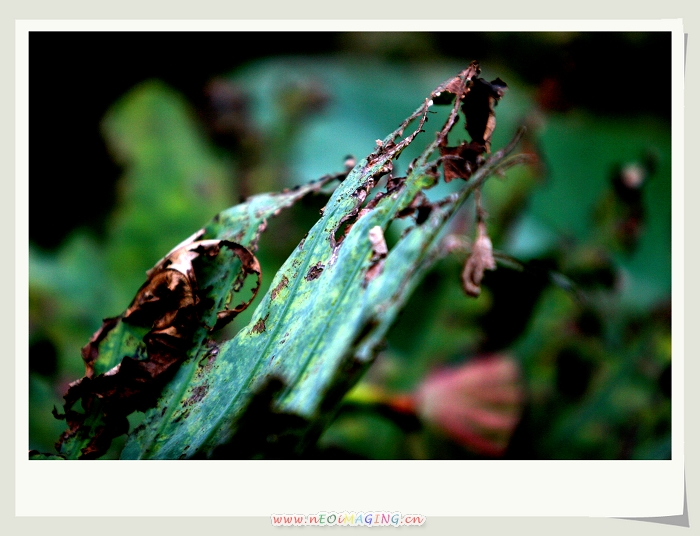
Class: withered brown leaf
462,222,497,297
461,77,508,153
437,60,481,99
435,67,507,183
56,238,262,458
439,141,487,183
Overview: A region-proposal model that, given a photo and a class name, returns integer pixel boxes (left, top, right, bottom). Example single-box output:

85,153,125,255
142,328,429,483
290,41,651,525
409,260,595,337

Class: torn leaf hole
197,343,219,372
305,262,325,281
251,313,270,334
416,204,433,225
332,174,406,249
330,163,396,248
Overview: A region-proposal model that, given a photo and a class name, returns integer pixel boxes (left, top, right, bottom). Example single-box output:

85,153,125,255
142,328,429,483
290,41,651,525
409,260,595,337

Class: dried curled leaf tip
439,61,481,98
462,222,496,297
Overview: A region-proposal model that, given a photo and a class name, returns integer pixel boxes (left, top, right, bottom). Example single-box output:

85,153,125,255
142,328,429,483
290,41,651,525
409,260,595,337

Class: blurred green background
29,31,672,459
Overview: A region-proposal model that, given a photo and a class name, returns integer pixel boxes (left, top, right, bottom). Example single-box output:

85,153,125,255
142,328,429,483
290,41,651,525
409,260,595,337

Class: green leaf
122,67,529,459
56,173,341,460
47,64,529,460
29,451,66,461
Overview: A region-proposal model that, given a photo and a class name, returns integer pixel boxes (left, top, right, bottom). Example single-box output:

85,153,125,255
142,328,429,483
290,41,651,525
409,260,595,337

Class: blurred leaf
102,80,237,295
319,412,409,459
524,113,671,309
29,80,236,455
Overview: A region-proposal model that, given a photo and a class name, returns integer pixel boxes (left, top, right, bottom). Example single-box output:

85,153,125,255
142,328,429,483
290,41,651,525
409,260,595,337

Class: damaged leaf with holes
438,75,508,182
51,174,341,459
44,61,532,460
121,62,530,459
54,238,262,459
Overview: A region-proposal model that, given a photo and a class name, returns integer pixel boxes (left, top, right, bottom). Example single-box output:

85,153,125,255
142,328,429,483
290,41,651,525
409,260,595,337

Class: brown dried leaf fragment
435,60,481,100
439,141,487,182
119,239,262,376
124,269,198,347
433,67,506,184
305,261,325,281
56,238,262,458
251,313,270,334
81,316,121,378
462,222,496,297
147,228,206,277
461,77,508,152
